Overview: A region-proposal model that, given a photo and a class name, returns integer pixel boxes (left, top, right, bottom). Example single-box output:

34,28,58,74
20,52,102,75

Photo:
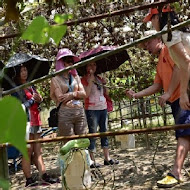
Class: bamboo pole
1,123,190,147
2,19,190,96
24,123,190,144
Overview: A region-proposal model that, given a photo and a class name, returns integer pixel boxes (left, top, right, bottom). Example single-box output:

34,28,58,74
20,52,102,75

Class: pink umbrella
78,46,130,75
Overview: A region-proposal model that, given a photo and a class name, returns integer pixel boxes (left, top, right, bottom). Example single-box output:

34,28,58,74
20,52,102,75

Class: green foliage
50,25,67,45
1,1,188,189
172,2,181,12
1,0,189,105
0,179,9,189
21,16,67,45
0,96,28,159
105,47,157,101
54,13,73,24
64,0,76,6
21,16,50,44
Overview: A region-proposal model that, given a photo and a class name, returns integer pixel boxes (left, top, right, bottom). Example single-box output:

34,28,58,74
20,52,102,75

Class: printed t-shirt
154,45,180,103
81,76,107,110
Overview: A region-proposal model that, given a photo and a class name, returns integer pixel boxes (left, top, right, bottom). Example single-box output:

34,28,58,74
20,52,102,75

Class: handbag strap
57,102,63,111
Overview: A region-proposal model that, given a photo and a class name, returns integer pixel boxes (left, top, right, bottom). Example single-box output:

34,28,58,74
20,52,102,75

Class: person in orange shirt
126,30,190,188
143,6,190,110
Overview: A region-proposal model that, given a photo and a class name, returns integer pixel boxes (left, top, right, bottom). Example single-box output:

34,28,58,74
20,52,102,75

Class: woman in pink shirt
81,61,119,168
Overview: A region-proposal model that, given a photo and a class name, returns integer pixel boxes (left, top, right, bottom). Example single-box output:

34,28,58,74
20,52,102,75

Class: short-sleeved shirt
50,74,83,108
162,25,190,67
24,87,42,126
81,75,107,110
154,45,180,103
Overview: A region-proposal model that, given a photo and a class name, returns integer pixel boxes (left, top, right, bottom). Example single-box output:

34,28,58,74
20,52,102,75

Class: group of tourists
10,3,190,189
12,48,119,187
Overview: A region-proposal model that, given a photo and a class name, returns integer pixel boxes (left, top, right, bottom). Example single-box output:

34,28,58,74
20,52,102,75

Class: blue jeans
169,99,190,139
85,109,109,152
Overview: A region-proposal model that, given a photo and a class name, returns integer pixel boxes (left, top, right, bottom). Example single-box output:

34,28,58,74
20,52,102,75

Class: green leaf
0,178,9,189
65,0,76,6
0,96,28,159
172,2,181,12
21,16,50,44
54,14,73,24
50,25,67,45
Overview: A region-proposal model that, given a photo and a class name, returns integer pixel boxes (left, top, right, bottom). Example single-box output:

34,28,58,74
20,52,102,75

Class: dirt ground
9,132,190,190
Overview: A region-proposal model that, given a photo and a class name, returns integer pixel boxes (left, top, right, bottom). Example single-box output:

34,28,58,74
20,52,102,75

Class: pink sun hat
55,48,80,76
56,48,80,62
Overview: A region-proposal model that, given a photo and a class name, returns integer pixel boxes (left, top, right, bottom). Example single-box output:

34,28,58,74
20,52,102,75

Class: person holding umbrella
50,48,87,138
79,46,129,168
1,53,52,91
11,63,58,187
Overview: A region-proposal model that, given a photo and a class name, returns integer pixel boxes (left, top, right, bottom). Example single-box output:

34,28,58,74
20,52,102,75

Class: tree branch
2,19,190,96
0,0,178,41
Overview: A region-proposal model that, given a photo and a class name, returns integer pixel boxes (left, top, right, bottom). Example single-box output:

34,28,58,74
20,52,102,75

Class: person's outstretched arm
126,83,162,99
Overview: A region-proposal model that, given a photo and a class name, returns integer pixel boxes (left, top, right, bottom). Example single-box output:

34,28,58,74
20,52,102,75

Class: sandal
90,162,100,168
157,173,182,188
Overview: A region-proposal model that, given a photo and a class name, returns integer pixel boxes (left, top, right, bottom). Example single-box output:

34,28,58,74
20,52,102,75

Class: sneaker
25,177,37,187
104,159,119,166
42,173,59,184
90,163,101,168
157,173,181,188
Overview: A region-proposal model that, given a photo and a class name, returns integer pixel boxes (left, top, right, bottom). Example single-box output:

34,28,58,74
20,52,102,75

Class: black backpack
48,103,62,127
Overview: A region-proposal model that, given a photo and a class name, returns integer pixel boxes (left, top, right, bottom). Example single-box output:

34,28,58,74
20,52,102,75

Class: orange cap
143,8,159,23
143,5,173,23
162,5,173,13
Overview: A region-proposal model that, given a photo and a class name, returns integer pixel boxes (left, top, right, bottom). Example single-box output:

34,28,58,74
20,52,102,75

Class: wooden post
118,102,123,128
0,147,9,179
0,88,9,189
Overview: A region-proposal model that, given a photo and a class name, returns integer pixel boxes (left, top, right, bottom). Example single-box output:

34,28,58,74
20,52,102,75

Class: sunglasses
62,57,74,64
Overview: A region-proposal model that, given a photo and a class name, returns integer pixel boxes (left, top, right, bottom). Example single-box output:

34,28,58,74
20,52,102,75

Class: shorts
29,126,42,134
169,99,190,139
58,106,87,136
25,124,42,148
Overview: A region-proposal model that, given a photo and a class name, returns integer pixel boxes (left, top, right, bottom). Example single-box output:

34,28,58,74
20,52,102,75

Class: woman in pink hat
50,48,87,137
144,5,190,110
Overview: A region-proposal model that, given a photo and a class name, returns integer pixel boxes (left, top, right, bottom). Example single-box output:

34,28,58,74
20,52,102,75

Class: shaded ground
9,132,190,189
